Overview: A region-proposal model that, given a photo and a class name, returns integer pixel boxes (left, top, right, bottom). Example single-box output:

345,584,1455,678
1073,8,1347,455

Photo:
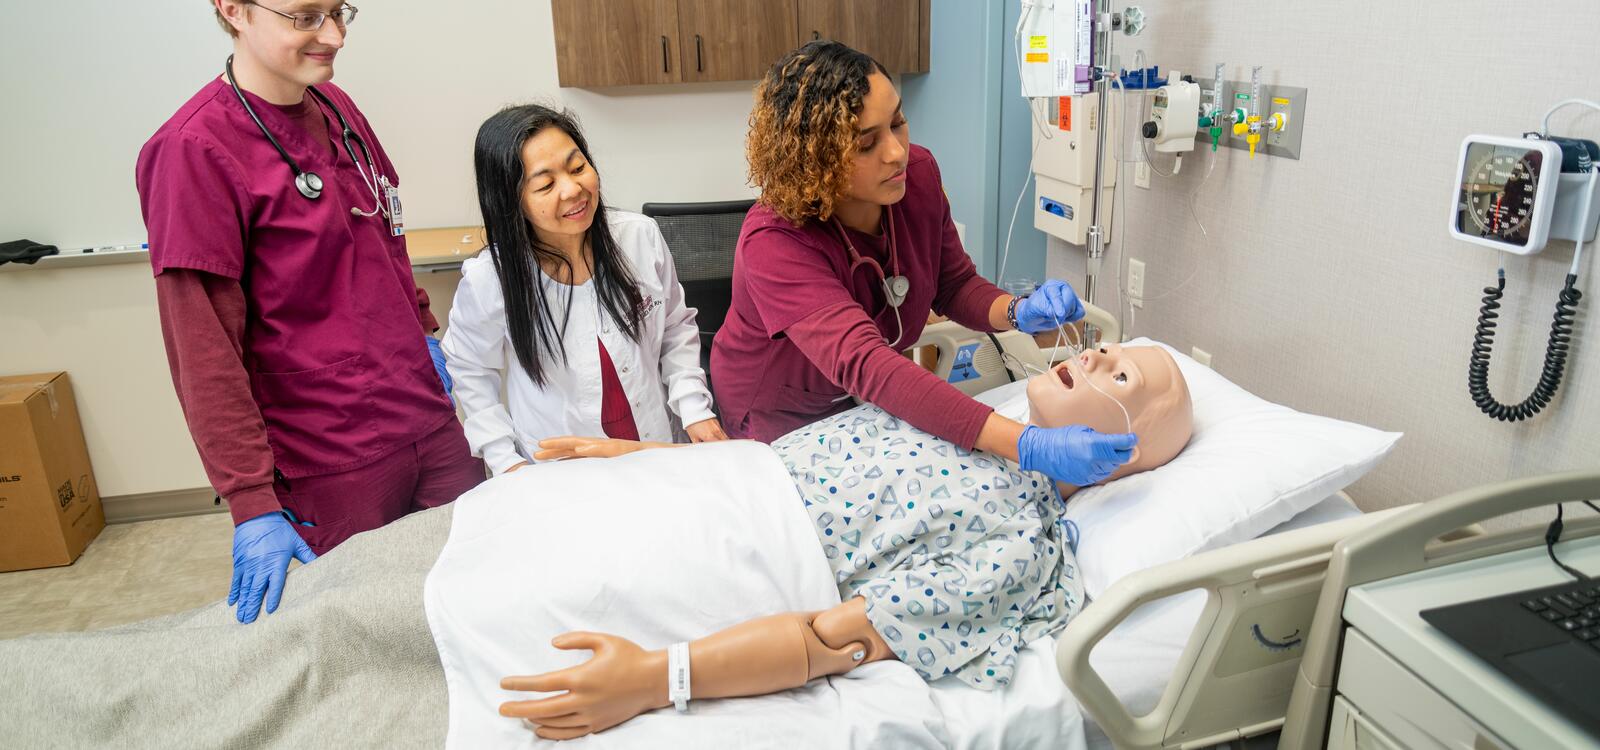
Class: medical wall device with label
1458,104,1600,422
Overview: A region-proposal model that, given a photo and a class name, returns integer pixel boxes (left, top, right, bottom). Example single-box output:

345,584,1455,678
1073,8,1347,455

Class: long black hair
473,104,644,386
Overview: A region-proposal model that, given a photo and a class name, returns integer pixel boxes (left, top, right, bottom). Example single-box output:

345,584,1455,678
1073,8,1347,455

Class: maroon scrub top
710,145,1009,445
136,78,454,478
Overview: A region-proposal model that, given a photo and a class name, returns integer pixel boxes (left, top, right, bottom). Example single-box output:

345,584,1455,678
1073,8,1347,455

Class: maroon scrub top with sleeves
135,78,455,479
710,144,1011,446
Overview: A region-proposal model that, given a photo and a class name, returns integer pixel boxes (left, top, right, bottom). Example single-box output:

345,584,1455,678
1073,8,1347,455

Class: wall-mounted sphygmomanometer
1452,105,1600,421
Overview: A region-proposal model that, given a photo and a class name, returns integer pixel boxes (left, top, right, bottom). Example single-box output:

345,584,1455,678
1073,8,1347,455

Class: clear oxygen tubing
999,325,1133,436
1114,50,1219,330
1000,0,1057,287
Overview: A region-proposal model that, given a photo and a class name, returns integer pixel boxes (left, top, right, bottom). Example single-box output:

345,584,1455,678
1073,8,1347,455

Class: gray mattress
0,504,455,749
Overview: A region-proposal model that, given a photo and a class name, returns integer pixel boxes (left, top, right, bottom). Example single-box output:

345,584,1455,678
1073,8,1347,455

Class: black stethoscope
833,207,911,346
224,55,394,225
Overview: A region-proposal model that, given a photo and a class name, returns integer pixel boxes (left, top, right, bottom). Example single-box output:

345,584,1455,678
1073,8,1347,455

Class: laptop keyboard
1520,582,1600,647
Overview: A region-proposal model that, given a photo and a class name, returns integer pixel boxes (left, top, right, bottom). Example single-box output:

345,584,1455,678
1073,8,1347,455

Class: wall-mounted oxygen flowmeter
1456,129,1600,422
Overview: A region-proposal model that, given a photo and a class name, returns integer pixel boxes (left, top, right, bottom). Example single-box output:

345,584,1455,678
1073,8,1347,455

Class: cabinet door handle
811,30,821,41
661,35,669,73
695,34,704,72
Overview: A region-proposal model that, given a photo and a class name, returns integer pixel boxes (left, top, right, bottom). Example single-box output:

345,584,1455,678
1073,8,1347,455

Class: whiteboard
0,0,760,252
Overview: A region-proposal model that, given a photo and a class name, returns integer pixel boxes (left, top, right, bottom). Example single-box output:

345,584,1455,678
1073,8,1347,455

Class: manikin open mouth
1058,364,1074,389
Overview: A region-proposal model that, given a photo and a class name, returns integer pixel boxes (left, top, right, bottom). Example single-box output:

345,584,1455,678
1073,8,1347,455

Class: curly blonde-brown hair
747,41,889,225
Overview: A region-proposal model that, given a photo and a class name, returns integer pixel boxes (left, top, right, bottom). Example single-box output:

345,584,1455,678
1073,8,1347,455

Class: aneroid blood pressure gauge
1450,135,1562,254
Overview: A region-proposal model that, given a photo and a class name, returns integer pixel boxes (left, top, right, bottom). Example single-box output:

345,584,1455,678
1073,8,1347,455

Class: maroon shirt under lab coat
710,144,1009,447
136,79,458,524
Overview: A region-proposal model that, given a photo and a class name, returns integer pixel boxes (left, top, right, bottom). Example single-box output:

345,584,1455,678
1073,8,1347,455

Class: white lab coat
442,210,715,474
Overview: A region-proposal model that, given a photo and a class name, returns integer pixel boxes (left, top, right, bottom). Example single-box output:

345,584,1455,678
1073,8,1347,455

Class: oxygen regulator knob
1141,121,1159,139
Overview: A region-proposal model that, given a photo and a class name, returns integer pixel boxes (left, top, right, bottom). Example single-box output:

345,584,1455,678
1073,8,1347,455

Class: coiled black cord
1468,270,1582,421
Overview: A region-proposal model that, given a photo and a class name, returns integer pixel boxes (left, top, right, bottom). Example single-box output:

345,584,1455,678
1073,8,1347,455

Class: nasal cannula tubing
1003,314,1133,436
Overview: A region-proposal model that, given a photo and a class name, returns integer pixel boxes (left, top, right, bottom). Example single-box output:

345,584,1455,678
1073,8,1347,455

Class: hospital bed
904,305,1420,750
0,305,1408,750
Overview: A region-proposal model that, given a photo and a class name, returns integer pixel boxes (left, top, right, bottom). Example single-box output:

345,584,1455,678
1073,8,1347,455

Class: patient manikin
503,345,1194,740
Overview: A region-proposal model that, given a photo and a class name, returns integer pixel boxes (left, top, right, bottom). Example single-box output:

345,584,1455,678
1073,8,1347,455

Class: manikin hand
499,617,871,741
534,436,678,461
499,632,665,740
684,417,728,443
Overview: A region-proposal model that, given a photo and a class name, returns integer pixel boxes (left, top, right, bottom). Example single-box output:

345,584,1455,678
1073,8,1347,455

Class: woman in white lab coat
443,104,725,475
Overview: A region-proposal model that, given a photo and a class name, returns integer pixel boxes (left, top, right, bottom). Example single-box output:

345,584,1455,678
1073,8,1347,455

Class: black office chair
641,199,756,394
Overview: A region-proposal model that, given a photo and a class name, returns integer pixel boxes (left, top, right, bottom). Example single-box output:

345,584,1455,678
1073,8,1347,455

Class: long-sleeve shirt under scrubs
710,144,1010,447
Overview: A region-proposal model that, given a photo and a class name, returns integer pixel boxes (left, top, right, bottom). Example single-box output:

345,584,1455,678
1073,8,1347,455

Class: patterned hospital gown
772,404,1085,689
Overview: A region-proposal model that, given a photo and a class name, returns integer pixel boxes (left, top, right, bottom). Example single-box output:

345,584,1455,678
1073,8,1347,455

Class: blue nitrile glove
426,335,454,405
1012,279,1085,333
229,513,317,624
1017,424,1138,486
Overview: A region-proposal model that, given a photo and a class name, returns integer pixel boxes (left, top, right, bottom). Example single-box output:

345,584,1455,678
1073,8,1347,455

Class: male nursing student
135,0,484,624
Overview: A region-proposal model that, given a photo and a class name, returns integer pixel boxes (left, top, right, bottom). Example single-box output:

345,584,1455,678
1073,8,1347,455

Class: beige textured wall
1047,1,1600,525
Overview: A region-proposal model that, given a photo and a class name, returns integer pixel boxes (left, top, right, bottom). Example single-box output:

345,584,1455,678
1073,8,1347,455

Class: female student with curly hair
711,41,1137,488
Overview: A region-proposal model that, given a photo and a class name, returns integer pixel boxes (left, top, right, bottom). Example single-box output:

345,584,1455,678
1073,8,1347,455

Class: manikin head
1025,344,1194,484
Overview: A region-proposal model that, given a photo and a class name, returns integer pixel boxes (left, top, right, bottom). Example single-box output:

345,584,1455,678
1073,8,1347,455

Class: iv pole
1082,0,1115,350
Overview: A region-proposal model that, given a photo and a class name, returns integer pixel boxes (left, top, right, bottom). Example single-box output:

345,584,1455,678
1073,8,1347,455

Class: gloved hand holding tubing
1017,423,1137,486
1011,279,1085,334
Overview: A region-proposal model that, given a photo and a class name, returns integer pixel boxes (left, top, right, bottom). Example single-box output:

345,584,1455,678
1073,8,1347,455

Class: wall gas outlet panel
1194,79,1309,160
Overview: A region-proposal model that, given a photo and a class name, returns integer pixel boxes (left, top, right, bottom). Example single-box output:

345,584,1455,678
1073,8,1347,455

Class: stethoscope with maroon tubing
832,207,911,347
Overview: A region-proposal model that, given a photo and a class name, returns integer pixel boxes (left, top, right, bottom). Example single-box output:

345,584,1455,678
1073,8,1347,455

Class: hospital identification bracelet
668,642,692,712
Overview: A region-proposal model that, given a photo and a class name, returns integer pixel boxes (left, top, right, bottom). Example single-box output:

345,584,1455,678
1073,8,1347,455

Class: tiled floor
0,512,234,639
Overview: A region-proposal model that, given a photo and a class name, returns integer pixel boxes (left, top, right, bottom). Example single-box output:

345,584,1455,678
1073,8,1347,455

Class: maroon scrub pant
272,419,485,555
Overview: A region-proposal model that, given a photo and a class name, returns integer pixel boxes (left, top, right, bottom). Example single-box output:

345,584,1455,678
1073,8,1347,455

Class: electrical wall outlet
1127,258,1146,308
1135,160,1151,189
1191,347,1213,368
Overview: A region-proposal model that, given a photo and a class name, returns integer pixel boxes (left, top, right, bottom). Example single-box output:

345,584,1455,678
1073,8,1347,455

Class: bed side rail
1055,505,1415,750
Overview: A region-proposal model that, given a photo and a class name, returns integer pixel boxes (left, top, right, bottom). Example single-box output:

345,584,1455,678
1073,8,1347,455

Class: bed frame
905,302,1122,394
905,310,1463,750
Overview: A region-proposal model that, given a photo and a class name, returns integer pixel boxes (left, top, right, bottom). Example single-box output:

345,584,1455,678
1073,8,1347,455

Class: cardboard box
0,372,105,572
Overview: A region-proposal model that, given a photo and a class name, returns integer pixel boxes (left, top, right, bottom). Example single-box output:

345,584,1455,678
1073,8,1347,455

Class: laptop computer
1420,578,1600,738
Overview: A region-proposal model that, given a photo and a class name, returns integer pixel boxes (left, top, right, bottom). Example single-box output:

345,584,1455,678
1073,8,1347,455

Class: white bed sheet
925,493,1362,750
429,380,1362,749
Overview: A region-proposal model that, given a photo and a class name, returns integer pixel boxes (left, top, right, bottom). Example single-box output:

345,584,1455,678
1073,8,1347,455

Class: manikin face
519,127,600,247
220,0,349,94
1025,344,1194,484
845,72,911,208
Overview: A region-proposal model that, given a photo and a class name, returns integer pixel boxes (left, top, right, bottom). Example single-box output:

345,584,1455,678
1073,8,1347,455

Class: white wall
1046,0,1600,526
0,0,760,503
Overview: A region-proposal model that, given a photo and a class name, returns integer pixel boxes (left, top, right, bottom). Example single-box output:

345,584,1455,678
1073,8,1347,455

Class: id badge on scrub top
381,175,404,236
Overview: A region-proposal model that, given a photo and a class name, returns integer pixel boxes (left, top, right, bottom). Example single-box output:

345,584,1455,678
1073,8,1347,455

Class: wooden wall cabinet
551,0,929,88
797,0,925,75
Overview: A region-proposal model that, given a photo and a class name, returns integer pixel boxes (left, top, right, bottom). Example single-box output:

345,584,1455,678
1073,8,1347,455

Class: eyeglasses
244,2,359,32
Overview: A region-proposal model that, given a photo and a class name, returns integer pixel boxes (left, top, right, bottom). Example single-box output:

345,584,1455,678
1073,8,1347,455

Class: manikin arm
500,599,892,740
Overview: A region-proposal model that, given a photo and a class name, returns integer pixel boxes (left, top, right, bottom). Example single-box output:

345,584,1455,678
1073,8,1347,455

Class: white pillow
980,338,1400,600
